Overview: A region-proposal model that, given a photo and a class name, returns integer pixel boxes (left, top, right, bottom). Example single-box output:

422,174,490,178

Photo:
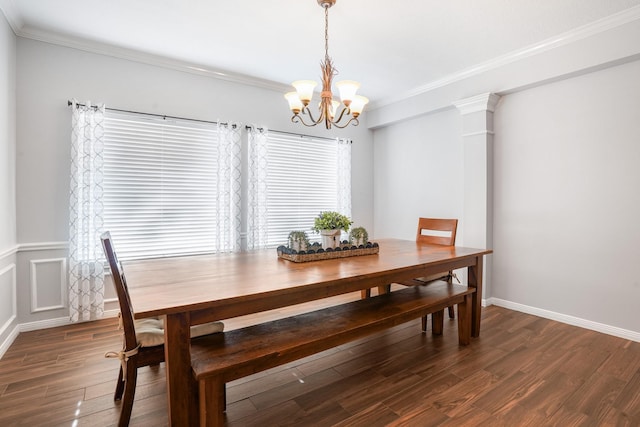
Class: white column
454,93,499,299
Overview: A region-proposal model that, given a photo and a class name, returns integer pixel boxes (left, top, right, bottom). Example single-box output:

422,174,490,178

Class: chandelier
285,0,368,129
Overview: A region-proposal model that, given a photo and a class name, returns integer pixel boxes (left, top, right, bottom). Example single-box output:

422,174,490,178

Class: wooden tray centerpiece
277,241,379,263
278,212,377,262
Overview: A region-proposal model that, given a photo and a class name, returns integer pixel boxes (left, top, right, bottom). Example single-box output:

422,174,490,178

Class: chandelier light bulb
336,80,360,106
292,80,317,106
329,100,340,119
349,95,369,117
285,92,303,114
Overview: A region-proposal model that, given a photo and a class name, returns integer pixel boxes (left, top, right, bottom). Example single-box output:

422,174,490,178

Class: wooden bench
190,281,476,426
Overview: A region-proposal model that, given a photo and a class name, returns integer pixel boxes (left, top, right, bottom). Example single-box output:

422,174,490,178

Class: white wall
492,59,640,335
371,59,640,339
0,13,15,250
0,11,17,355
372,109,463,240
13,38,374,326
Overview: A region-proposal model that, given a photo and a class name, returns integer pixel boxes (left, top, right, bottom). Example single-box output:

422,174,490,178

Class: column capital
454,93,500,115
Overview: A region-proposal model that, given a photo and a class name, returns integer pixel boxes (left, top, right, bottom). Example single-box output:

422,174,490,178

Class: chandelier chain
324,5,330,61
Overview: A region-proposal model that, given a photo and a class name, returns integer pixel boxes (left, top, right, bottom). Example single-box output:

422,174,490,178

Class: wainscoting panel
0,262,18,358
0,263,17,337
29,257,67,313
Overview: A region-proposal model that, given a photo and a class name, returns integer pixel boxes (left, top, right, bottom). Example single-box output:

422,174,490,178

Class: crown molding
15,26,291,94
371,5,640,110
0,0,23,31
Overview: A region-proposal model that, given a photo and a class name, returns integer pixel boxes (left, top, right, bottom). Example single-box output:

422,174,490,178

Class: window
100,109,351,259
102,111,241,260
255,131,352,248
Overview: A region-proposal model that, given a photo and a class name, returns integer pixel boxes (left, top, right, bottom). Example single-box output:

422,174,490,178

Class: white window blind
263,132,351,247
102,111,238,260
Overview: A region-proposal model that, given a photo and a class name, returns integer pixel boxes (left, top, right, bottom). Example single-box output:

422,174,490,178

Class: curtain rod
246,126,345,143
67,100,228,127
67,101,347,141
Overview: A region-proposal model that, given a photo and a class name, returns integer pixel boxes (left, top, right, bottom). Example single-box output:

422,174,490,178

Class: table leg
467,255,483,337
165,312,197,426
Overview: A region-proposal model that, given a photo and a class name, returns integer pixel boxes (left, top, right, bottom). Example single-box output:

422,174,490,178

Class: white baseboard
18,309,120,332
0,323,19,359
0,309,120,359
18,316,75,332
487,297,640,342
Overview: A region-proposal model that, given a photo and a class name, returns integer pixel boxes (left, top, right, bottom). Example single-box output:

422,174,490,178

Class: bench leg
360,288,371,299
431,310,444,335
189,373,200,425
457,295,471,345
199,378,225,427
377,284,391,295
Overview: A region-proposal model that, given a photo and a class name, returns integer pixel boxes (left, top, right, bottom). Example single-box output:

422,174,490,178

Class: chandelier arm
292,114,321,127
332,105,350,125
301,105,324,125
331,116,359,129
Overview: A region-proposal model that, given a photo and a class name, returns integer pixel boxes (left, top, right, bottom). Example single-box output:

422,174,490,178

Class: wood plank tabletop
123,238,491,319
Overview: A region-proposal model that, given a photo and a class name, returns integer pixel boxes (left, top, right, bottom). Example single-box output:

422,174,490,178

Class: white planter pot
353,237,365,247
320,229,341,249
290,240,307,252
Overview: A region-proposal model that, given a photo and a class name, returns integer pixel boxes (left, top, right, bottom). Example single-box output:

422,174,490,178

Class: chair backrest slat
416,218,458,246
100,231,139,351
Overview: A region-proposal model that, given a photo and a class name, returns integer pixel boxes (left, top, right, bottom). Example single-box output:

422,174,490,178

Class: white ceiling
2,0,640,106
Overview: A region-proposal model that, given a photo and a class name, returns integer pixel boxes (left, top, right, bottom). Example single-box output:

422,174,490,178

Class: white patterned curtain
246,126,269,250
336,138,352,218
216,122,242,252
69,100,106,322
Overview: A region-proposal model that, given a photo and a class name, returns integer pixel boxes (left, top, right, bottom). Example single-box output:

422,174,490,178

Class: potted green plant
312,211,352,249
288,230,310,252
349,226,368,246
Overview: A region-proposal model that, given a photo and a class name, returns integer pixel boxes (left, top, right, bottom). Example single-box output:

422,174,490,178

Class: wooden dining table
123,238,492,426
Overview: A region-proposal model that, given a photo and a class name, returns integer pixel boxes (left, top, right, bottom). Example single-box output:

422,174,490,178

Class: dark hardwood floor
0,294,638,426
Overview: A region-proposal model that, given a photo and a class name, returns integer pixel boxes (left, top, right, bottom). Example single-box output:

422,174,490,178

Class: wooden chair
100,231,224,427
361,218,459,328
408,218,459,319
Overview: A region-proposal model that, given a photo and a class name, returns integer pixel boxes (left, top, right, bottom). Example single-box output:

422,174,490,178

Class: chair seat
135,317,224,348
